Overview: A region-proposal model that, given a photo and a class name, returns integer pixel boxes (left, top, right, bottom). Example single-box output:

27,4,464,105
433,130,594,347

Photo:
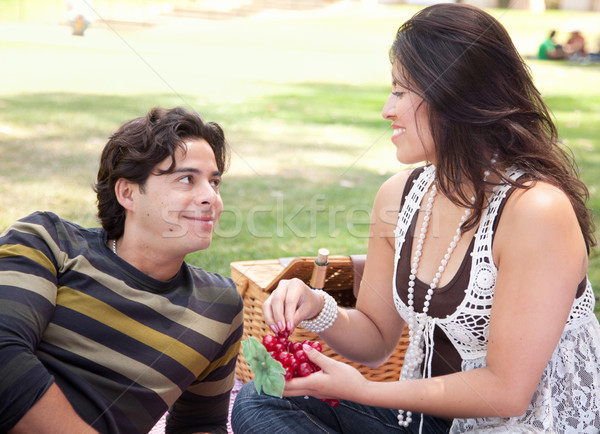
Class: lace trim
392,165,436,382
450,318,600,433
394,167,525,361
435,167,523,360
392,166,600,432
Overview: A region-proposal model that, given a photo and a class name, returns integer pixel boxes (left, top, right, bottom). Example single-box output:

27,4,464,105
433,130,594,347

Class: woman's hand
262,278,324,334
282,344,368,401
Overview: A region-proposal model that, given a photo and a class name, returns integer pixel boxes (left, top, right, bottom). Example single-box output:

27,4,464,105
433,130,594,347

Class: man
0,107,243,433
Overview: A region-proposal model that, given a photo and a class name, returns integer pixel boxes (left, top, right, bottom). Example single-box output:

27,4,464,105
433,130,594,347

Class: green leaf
266,355,286,375
242,336,285,398
261,371,286,398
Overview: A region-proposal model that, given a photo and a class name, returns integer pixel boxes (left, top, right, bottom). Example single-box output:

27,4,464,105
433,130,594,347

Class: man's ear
114,178,138,212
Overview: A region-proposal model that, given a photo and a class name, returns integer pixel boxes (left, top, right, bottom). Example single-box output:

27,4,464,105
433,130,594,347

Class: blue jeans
231,381,452,433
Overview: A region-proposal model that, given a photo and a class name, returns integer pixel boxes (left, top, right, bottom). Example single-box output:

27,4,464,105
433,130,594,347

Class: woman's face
381,67,435,165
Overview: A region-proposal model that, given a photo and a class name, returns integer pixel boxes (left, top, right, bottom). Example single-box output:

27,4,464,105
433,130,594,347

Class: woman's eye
392,91,405,98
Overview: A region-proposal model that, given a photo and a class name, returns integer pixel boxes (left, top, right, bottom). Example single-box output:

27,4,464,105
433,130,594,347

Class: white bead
398,170,476,428
300,290,338,334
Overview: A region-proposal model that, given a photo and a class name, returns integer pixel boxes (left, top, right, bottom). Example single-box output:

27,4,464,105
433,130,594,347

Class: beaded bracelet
299,289,338,334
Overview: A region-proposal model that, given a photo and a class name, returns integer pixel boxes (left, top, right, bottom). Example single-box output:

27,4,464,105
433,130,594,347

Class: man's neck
110,236,185,282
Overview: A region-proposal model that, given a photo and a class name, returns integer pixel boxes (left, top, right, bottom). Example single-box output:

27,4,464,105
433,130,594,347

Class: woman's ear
114,178,137,212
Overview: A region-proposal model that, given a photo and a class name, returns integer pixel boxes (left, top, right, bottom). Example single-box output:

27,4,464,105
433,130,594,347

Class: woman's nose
382,94,396,120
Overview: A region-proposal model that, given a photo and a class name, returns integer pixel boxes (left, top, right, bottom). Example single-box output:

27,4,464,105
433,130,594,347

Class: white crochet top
393,165,600,433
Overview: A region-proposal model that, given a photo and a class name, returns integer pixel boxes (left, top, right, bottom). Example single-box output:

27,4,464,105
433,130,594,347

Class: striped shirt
0,212,243,433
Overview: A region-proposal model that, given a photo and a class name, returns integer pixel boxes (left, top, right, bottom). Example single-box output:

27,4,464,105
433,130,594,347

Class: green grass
1,3,599,316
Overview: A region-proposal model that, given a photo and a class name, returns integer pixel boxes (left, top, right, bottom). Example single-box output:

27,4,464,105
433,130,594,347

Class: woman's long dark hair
390,4,595,249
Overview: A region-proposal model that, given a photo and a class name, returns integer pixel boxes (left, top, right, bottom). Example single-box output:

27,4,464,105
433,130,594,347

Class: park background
1,0,599,319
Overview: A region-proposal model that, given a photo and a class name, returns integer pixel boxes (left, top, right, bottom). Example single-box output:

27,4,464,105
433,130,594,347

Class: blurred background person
538,30,566,60
65,0,94,36
564,22,587,61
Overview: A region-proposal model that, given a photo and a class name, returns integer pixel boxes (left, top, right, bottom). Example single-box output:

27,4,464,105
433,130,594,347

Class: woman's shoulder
504,181,575,221
376,166,425,202
495,180,586,260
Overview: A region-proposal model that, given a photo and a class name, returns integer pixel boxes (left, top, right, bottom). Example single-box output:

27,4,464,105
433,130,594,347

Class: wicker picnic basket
230,256,410,383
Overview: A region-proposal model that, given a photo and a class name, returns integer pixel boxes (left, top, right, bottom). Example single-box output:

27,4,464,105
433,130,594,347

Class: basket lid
264,256,355,292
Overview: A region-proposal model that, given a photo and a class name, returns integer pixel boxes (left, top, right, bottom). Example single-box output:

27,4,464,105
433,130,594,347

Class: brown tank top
395,167,586,377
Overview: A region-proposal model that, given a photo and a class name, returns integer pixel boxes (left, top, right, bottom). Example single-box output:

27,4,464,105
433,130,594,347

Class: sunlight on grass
0,180,97,229
1,3,599,316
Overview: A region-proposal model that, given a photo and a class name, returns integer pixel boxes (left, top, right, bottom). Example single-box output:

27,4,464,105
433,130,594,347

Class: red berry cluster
262,330,340,408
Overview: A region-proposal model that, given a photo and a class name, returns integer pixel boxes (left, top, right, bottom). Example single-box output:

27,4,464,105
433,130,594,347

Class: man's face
131,138,223,255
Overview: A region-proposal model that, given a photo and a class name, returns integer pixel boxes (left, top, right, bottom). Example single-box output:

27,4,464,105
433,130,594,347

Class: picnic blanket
149,378,243,433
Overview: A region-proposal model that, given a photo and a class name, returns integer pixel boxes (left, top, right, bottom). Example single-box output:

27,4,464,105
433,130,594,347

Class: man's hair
94,106,229,239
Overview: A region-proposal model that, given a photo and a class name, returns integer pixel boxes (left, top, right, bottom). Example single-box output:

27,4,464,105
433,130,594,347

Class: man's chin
189,235,214,252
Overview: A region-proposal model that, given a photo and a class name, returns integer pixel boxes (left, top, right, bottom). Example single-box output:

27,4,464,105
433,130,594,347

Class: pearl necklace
112,239,117,256
397,181,471,426
397,165,493,427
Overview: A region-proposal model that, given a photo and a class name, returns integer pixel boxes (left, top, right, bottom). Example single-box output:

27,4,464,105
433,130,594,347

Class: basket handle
236,277,249,298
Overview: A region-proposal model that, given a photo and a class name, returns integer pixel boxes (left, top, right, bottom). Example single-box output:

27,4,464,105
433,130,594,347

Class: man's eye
210,179,221,189
179,175,192,184
392,91,405,98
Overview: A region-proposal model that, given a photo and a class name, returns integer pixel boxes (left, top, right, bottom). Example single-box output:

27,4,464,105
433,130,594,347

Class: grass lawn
1,2,599,317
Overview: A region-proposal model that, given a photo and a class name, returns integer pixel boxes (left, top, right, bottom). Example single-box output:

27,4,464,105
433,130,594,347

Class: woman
231,4,600,433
